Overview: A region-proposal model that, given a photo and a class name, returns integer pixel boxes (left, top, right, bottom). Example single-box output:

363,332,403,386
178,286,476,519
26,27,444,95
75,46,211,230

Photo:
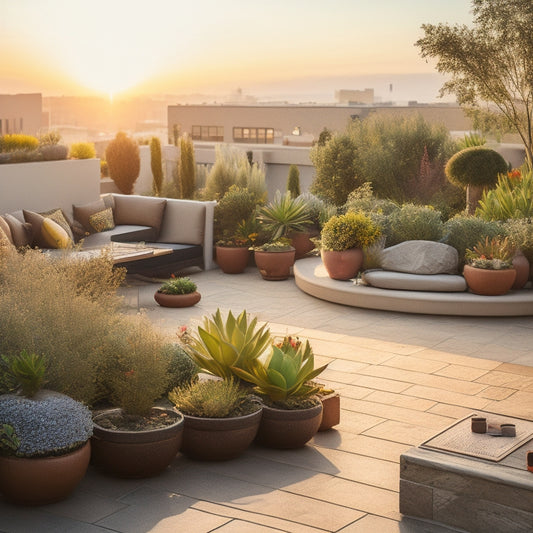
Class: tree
105,132,140,195
416,0,533,168
286,164,301,198
149,137,163,196
178,134,196,199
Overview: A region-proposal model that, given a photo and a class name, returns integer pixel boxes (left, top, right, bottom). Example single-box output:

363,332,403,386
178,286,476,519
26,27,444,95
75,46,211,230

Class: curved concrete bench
294,257,533,316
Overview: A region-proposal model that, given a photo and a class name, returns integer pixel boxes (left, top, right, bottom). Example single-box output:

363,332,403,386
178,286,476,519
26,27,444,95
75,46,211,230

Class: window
191,125,223,141
233,127,274,144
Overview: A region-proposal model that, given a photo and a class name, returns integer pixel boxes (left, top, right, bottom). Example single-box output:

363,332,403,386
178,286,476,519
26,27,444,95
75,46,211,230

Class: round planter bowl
215,246,250,274
321,248,364,281
0,441,91,505
255,403,323,449
181,407,262,461
91,407,184,478
254,248,296,281
512,252,530,290
463,265,516,296
154,291,201,308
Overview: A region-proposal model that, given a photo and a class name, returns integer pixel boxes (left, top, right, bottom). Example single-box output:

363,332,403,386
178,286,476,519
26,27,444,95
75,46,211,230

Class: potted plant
463,236,517,295
154,276,201,307
319,212,382,280
232,337,328,449
0,351,93,505
257,191,313,259
215,218,258,274
253,238,296,281
168,378,262,461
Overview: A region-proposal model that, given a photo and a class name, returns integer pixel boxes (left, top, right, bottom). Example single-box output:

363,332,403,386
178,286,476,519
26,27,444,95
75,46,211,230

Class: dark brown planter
254,248,295,281
318,392,340,431
91,407,184,478
181,407,262,461
321,248,364,280
463,265,516,296
0,441,91,505
512,252,530,289
290,231,318,260
154,291,201,308
215,246,250,274
255,403,323,449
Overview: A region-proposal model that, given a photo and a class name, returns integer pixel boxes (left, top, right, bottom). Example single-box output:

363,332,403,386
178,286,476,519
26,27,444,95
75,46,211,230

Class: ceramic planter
321,248,364,280
290,230,318,260
463,265,516,296
0,441,91,505
318,392,340,431
154,291,201,308
254,248,295,281
255,402,323,449
215,246,250,274
180,407,262,461
512,252,530,289
91,407,184,478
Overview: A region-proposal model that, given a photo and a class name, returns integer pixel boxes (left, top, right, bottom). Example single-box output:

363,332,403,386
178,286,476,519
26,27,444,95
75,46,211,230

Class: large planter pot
290,231,318,260
463,265,516,296
254,248,296,281
91,407,184,478
321,248,364,281
181,407,262,461
154,291,201,308
215,246,250,274
255,403,323,449
318,392,340,432
512,252,530,290
0,441,91,505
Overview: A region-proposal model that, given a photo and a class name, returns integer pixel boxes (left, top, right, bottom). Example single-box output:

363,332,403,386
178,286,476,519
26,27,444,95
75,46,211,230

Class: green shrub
387,204,444,246
149,136,164,196
503,218,533,263
157,276,197,295
320,212,381,251
38,131,61,146
442,215,504,267
162,344,198,393
0,134,39,153
214,186,258,241
205,145,249,200
105,132,140,194
178,134,196,199
287,164,301,198
69,142,96,159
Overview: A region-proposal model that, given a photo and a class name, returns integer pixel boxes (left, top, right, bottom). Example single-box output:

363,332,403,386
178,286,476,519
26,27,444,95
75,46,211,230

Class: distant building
0,93,42,136
335,89,374,105
167,103,472,146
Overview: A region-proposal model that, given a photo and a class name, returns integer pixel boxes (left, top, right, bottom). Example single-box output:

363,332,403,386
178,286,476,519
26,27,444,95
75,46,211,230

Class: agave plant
232,340,328,403
183,309,272,379
257,191,312,240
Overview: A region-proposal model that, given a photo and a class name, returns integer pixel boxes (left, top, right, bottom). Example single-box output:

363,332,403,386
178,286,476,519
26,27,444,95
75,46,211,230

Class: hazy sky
2,0,473,100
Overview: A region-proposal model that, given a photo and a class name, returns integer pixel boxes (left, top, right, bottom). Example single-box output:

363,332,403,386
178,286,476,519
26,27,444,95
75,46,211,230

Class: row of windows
190,125,275,144
0,118,24,135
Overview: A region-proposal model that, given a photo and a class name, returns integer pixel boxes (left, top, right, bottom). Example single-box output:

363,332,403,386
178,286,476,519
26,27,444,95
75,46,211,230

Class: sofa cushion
0,221,14,251
80,225,155,248
4,213,32,248
362,269,467,292
157,199,205,245
23,210,50,248
41,218,72,249
381,240,459,275
113,195,166,240
89,208,115,233
40,208,75,242
0,216,14,245
73,199,106,233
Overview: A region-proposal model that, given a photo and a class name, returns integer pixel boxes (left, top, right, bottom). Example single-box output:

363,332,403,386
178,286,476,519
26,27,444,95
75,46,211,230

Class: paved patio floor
2,260,533,532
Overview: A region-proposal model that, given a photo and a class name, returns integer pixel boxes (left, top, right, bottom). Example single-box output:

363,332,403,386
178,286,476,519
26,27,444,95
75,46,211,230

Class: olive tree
416,0,533,168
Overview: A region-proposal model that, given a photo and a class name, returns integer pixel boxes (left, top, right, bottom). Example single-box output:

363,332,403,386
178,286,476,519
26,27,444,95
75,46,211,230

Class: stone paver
2,265,532,532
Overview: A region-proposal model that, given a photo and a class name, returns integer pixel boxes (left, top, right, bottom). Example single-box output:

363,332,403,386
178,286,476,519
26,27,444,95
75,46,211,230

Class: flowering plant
320,212,381,252
465,236,514,270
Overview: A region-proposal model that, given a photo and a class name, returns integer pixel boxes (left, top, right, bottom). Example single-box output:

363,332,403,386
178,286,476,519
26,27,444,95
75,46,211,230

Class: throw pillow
0,216,14,245
23,210,49,248
113,195,167,239
89,207,115,233
0,223,14,251
4,213,32,248
39,208,75,242
41,217,72,249
72,199,106,233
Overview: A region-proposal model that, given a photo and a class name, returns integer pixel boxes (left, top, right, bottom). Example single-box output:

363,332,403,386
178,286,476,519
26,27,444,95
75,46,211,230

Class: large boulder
380,240,458,275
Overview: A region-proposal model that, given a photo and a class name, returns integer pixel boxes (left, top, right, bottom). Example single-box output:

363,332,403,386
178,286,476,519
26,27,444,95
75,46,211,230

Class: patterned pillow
89,208,115,233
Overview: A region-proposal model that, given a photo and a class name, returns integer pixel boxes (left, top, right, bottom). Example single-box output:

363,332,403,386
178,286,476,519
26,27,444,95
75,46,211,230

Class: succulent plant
158,276,197,295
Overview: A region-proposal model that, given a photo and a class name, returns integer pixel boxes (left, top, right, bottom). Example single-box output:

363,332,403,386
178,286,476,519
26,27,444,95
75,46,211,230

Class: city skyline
2,1,472,102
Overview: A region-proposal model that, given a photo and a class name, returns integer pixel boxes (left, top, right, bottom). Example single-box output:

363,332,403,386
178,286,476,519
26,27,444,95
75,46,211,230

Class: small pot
154,291,201,308
215,246,250,274
321,248,364,281
254,248,295,281
318,392,340,431
463,265,516,296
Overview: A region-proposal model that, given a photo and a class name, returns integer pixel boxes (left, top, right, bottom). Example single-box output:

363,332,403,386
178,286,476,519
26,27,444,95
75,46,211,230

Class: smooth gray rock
381,240,459,275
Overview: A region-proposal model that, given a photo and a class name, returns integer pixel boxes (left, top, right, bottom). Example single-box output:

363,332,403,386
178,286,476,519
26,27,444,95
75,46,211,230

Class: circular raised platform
294,257,533,316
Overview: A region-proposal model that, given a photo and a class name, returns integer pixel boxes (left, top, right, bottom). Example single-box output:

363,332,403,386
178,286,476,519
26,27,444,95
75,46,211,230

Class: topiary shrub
105,132,140,194
287,164,301,198
69,142,96,160
150,136,164,196
387,204,444,246
214,186,258,241
445,146,508,214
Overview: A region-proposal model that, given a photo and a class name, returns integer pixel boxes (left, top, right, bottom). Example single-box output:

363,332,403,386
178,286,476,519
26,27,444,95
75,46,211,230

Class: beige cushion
23,210,50,248
113,195,166,238
4,213,32,248
0,216,14,245
362,269,467,292
157,199,205,245
73,199,106,233
89,208,115,233
41,218,72,249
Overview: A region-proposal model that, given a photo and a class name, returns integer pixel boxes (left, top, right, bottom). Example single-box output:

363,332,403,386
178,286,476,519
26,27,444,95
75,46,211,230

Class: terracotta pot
512,251,530,289
321,248,364,280
254,248,295,281
215,246,250,274
0,441,91,505
255,403,323,449
290,231,317,260
91,407,184,478
463,265,516,296
181,407,262,461
318,392,340,432
154,291,201,308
